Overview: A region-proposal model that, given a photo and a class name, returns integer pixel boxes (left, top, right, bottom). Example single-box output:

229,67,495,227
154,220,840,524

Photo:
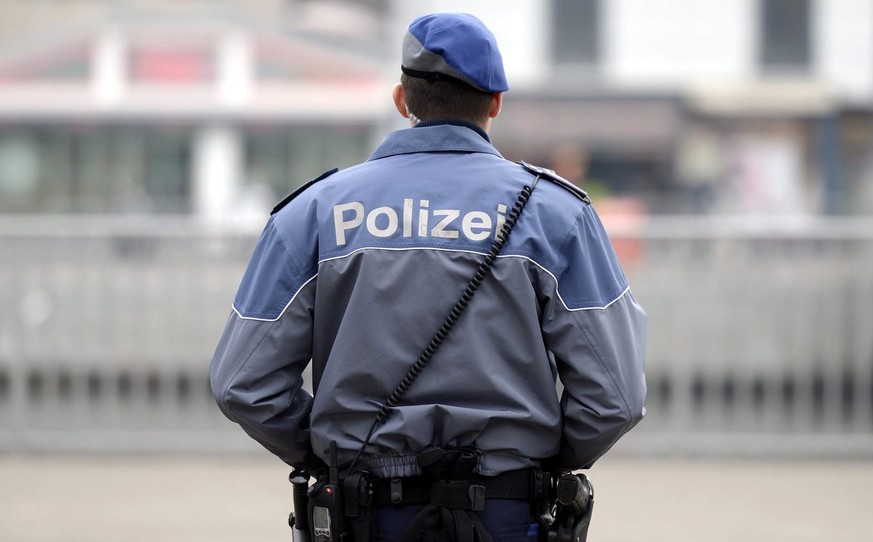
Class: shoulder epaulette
271,168,339,215
519,161,591,204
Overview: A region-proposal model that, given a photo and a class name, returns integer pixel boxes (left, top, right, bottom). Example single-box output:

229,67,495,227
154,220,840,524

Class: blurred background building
1,0,872,457
0,0,395,220
2,0,872,218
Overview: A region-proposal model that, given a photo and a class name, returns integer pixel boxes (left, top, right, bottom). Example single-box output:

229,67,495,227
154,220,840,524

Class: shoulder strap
519,161,591,204
271,168,339,215
346,174,544,475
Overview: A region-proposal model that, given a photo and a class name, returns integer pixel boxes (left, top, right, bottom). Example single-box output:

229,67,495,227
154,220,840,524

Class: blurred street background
1,0,872,540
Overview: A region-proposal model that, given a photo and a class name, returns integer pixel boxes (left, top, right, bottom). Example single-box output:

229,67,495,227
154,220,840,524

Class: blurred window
551,0,600,67
0,42,90,82
243,124,371,197
254,38,374,81
759,0,811,72
131,48,214,84
0,125,191,214
585,151,673,210
0,135,41,203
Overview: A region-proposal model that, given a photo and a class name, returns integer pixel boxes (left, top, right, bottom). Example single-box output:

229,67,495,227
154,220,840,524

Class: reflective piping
232,246,630,321
319,246,630,312
318,245,489,265
231,273,317,322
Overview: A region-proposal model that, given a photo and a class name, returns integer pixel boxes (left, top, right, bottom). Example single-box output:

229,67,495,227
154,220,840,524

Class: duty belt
369,468,548,512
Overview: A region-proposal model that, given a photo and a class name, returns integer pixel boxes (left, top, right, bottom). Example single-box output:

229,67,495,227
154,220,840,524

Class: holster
546,473,594,542
547,506,593,542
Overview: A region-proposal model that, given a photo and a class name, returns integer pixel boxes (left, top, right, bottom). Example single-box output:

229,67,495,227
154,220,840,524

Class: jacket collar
416,119,491,142
368,123,503,161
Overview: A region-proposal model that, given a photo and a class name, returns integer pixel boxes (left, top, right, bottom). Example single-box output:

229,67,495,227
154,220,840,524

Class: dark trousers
373,499,540,542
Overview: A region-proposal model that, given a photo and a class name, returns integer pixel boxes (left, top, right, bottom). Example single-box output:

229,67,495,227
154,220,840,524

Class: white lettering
431,210,460,238
462,211,492,241
332,199,511,245
403,198,414,237
418,199,429,237
334,202,364,245
495,204,507,234
366,206,399,238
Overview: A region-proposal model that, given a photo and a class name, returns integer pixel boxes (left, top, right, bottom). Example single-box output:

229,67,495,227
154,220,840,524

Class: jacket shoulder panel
519,161,591,204
271,168,339,215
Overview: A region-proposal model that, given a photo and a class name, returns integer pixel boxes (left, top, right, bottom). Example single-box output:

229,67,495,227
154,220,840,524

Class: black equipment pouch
400,447,492,542
342,471,374,542
417,446,481,480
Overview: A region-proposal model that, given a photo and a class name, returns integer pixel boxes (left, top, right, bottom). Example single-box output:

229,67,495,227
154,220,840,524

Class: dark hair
401,73,493,125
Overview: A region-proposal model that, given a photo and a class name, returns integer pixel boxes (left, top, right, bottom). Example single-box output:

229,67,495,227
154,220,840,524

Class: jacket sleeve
209,217,319,467
540,205,647,470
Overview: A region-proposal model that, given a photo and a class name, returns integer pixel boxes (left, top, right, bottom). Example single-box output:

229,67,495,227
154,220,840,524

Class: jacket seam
569,306,634,421
369,145,500,160
235,217,315,321
269,216,309,276
232,274,318,322
219,317,277,421
318,245,629,312
555,206,589,269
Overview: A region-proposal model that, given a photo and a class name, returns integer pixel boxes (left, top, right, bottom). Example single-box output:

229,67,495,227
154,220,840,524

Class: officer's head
392,13,508,131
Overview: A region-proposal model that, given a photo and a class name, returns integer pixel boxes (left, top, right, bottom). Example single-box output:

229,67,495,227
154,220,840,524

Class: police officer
210,12,646,542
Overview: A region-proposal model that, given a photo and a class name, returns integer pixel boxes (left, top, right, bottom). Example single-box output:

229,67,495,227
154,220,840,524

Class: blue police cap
402,13,509,93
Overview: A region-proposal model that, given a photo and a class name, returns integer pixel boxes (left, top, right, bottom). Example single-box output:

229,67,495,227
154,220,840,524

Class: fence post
1,276,26,453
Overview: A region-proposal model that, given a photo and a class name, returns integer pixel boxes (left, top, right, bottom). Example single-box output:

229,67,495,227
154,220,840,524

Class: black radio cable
346,174,541,476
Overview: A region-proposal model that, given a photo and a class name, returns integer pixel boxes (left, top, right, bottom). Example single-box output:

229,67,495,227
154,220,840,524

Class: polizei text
333,199,509,246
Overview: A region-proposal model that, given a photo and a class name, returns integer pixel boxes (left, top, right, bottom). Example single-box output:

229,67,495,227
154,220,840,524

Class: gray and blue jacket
210,122,647,477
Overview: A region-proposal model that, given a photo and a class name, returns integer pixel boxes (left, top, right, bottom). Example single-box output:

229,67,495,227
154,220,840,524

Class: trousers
373,499,540,542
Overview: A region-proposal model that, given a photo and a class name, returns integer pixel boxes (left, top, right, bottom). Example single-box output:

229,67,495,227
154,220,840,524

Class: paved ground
1,454,871,542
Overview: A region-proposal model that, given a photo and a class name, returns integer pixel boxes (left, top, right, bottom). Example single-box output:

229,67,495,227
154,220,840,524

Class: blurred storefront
487,0,873,217
1,0,871,220
0,0,393,219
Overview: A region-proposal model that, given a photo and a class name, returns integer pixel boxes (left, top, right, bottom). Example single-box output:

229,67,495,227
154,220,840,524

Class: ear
392,83,410,118
488,92,503,119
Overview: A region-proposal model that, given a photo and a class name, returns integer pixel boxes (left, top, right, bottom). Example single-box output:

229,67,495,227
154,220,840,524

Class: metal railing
614,216,873,456
1,214,872,457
